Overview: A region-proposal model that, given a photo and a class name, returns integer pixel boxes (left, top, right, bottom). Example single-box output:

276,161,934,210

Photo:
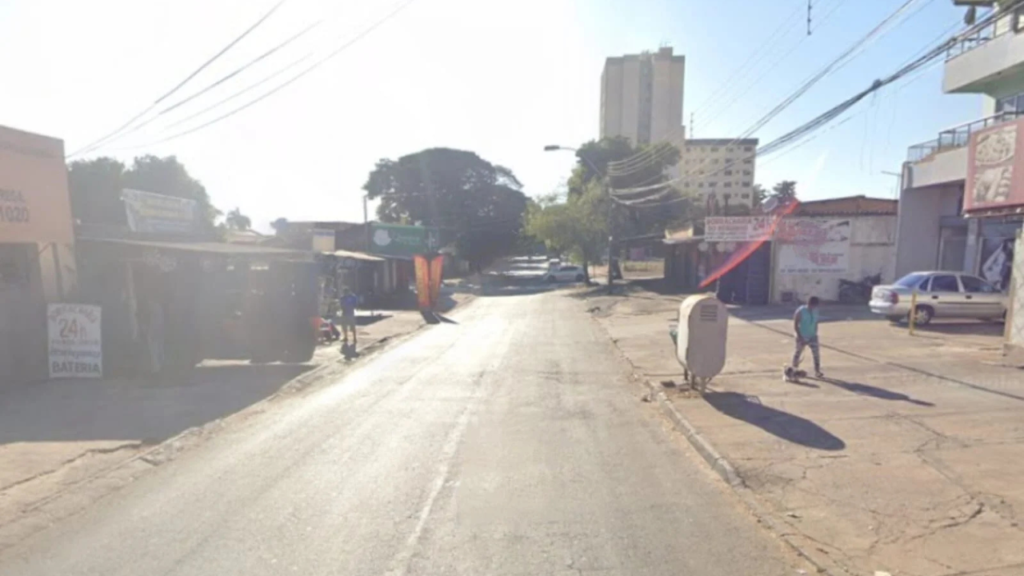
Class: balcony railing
907,111,1023,162
946,7,1024,61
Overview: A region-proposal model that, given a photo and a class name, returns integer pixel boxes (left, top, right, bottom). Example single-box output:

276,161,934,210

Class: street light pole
543,144,616,293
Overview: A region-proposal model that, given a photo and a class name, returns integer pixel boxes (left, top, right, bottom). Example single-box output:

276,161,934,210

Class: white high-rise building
600,47,686,146
678,139,759,207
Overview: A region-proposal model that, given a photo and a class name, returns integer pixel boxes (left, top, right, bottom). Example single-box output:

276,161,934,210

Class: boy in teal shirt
788,296,823,379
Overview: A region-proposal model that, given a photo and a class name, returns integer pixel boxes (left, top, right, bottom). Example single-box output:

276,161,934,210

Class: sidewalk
586,286,1024,576
0,295,471,550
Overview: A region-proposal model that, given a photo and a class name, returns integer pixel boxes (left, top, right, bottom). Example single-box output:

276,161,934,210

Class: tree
67,155,220,230
363,148,528,271
770,180,798,206
270,217,289,234
225,208,252,231
751,184,768,209
525,185,610,282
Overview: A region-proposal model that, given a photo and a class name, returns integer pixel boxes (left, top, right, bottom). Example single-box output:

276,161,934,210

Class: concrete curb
641,379,742,487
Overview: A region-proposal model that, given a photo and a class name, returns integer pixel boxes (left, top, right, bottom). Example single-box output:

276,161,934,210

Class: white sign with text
48,304,102,379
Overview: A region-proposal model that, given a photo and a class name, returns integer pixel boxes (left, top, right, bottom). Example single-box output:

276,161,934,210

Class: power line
67,0,288,159
116,0,420,151
609,0,923,182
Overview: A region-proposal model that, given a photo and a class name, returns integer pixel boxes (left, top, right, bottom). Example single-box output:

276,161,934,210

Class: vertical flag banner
428,255,444,309
414,255,431,310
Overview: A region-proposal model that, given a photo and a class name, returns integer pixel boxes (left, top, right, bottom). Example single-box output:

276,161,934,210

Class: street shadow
817,377,935,407
786,379,820,388
0,363,314,445
703,391,845,451
727,305,880,324
419,311,459,324
911,320,1005,338
355,314,391,326
480,285,558,297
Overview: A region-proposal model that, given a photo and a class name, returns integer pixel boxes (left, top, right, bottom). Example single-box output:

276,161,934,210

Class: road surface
0,292,799,575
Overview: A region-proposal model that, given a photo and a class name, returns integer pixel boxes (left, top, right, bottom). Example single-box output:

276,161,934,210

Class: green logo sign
369,223,441,257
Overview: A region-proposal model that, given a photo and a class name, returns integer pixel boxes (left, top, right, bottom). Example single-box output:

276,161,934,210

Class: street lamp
543,144,616,292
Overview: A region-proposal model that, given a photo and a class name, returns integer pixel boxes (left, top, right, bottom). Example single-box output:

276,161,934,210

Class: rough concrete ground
0,295,471,551
585,285,1024,576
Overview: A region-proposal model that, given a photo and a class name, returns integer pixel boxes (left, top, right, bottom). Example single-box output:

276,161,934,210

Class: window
740,193,750,199
743,170,752,175
743,158,752,164
710,147,719,152
743,146,753,152
724,182,732,188
741,181,751,186
724,170,733,176
726,147,734,152
697,182,704,188
960,275,997,293
682,182,690,188
929,275,960,292
723,193,732,200
895,273,929,289
708,181,717,187
711,158,719,164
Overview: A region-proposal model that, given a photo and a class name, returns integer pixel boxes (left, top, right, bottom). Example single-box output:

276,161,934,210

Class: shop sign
369,223,441,257
704,216,774,242
777,218,851,275
47,304,102,379
122,188,197,235
965,118,1024,213
0,126,74,244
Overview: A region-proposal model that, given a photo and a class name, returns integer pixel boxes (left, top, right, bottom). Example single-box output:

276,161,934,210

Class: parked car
545,265,586,283
869,271,1007,325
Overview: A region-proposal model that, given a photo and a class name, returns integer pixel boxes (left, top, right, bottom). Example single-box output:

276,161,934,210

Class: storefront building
0,125,77,385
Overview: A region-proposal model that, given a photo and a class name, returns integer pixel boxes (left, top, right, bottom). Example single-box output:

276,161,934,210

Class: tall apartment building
678,139,759,207
600,47,686,146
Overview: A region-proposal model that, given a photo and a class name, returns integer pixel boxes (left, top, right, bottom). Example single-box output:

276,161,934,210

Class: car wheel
575,274,584,282
886,315,904,324
912,305,934,326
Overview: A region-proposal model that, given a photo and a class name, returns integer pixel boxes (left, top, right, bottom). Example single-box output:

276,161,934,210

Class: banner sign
704,216,774,242
369,223,441,257
48,304,102,379
776,218,851,275
966,117,1024,213
122,188,197,235
0,126,75,244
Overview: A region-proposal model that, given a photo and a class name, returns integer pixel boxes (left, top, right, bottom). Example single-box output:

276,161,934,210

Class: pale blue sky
0,0,982,230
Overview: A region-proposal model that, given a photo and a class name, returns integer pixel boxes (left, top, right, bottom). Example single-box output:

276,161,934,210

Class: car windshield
894,273,928,289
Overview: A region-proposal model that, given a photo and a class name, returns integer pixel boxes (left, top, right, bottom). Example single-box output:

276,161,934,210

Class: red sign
966,117,1024,212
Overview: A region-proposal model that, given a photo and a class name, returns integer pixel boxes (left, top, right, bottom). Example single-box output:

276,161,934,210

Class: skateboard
782,365,807,383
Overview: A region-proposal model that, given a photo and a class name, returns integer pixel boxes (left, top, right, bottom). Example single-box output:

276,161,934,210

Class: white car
544,265,586,283
869,271,1007,325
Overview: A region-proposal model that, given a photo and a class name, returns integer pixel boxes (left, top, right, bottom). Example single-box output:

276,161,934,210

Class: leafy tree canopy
68,155,219,231
224,208,252,231
363,148,527,270
770,180,798,206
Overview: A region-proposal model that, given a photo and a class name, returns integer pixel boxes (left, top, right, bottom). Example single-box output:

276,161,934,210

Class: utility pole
690,112,695,138
807,0,812,35
363,194,371,252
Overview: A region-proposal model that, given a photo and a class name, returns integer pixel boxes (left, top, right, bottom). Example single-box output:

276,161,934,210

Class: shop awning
322,249,385,262
79,237,312,259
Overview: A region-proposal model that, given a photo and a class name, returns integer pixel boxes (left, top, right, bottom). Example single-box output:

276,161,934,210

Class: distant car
869,271,1007,325
545,265,586,283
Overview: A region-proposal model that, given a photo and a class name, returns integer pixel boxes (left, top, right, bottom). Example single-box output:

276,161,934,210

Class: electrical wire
67,0,288,159
115,0,420,151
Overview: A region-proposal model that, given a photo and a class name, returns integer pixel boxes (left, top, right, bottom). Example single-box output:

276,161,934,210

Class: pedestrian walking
786,296,823,381
339,287,358,347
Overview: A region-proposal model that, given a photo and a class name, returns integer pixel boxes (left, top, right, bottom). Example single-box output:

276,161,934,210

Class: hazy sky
0,0,982,231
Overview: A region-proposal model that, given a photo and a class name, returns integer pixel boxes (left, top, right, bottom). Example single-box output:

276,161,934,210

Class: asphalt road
0,292,799,575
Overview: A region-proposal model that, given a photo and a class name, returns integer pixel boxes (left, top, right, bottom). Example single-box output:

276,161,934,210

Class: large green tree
770,180,798,206
363,148,528,271
525,185,611,282
68,155,219,231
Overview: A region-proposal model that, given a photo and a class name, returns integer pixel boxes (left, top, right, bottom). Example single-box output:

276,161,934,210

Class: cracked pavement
589,287,1024,576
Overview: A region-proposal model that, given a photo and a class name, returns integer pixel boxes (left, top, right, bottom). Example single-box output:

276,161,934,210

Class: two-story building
897,1,1024,290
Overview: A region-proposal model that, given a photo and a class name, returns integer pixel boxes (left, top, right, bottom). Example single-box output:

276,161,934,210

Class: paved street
0,292,801,576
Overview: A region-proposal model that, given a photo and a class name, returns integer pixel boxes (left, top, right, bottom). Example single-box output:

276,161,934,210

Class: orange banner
428,255,444,308
414,255,431,310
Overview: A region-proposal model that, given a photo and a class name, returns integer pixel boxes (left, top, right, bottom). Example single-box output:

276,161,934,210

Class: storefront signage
122,189,197,235
966,117,1024,213
704,216,774,242
777,218,851,275
0,126,74,244
369,223,441,257
47,304,102,379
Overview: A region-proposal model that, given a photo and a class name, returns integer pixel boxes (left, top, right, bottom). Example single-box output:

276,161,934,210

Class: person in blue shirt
339,287,359,346
789,296,823,379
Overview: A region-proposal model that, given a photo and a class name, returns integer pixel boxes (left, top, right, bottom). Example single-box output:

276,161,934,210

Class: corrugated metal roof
794,195,897,216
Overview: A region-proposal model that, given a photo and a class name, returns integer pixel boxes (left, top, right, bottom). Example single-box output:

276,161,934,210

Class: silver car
869,271,1007,325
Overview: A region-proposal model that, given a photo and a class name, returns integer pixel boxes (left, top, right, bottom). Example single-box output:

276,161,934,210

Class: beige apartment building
600,47,686,146
678,138,759,207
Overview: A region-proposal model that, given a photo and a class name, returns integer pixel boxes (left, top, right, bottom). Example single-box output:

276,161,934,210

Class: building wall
894,184,963,277
600,48,684,146
772,215,897,303
678,139,758,206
